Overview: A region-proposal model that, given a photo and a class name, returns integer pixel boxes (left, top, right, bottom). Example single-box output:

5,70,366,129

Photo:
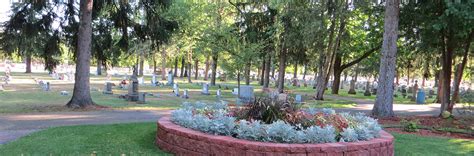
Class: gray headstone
137,92,146,104
295,94,303,104
268,91,279,99
151,74,157,86
60,91,69,96
167,71,174,85
182,89,189,99
216,89,222,99
127,76,139,101
174,87,180,97
232,88,239,95
173,83,179,90
103,82,113,94
238,86,254,103
201,83,210,95
138,77,144,85
0,84,4,91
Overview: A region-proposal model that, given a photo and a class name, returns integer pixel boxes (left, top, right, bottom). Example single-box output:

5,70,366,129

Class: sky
0,1,12,23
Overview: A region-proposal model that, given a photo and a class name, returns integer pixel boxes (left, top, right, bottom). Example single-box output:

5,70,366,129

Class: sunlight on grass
392,132,474,156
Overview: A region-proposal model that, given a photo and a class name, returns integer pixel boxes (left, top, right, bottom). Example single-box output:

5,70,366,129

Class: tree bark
245,61,251,85
302,63,307,80
67,0,94,108
210,53,218,86
331,53,342,94
96,59,102,75
153,54,157,74
204,55,210,80
372,0,399,117
173,57,178,77
439,31,454,114
293,62,298,86
25,54,32,73
448,31,472,112
194,59,199,80
263,52,271,88
161,48,167,80
259,57,265,85
180,56,185,78
277,48,287,93
139,53,144,76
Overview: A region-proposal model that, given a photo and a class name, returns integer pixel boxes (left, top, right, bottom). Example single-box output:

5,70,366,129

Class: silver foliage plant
171,102,382,143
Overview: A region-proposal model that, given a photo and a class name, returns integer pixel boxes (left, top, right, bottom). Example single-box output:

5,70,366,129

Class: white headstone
152,74,157,86
201,83,210,95
182,89,189,99
174,87,180,97
216,89,222,98
232,88,238,95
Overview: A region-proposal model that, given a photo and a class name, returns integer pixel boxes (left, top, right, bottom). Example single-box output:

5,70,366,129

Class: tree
67,0,94,108
372,0,399,117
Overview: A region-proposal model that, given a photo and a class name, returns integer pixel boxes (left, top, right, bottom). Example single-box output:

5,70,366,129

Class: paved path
326,95,461,116
0,110,170,144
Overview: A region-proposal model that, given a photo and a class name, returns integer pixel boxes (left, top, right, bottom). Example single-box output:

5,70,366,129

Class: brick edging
156,116,394,156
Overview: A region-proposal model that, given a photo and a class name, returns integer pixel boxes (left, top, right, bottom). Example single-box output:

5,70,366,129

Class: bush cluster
170,101,382,143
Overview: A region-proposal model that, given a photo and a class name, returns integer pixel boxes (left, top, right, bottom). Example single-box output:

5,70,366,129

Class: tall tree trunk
245,61,251,85
67,0,94,108
180,56,185,78
293,62,298,86
173,57,178,77
448,31,472,112
187,62,192,83
440,32,454,114
194,59,199,80
139,53,144,76
331,53,342,94
25,54,32,73
161,48,167,80
204,55,210,80
210,53,218,86
96,59,102,75
372,0,399,117
302,63,307,80
263,52,272,88
259,57,265,85
153,55,157,74
277,48,287,93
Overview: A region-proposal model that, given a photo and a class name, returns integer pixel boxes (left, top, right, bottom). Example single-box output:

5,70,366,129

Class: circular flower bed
156,101,394,155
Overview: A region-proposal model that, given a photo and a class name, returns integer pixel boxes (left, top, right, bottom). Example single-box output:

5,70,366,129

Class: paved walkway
0,110,170,144
326,95,458,116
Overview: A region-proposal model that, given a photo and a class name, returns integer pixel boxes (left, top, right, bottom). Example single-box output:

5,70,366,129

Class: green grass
392,133,474,156
0,123,170,155
0,123,472,155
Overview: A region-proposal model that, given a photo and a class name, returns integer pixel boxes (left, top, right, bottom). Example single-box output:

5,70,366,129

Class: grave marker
137,92,146,104
295,94,303,104
239,85,254,103
182,89,189,99
103,82,113,94
216,89,222,99
201,83,210,95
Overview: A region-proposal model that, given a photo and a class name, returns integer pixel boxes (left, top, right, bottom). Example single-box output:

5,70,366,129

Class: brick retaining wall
156,116,394,156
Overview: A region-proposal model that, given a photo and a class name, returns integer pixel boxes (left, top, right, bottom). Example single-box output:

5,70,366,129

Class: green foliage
400,119,420,132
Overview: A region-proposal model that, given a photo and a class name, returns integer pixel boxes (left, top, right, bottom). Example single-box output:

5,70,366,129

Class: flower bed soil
156,116,394,156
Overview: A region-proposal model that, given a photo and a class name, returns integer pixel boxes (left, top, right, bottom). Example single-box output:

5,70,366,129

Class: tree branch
340,42,382,70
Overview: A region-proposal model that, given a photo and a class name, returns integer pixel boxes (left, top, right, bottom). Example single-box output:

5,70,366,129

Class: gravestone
137,92,146,104
216,89,222,99
151,74,157,86
167,71,174,85
173,83,179,90
411,81,419,102
295,94,303,104
138,77,144,85
182,89,189,99
43,82,50,91
0,84,4,91
232,88,238,95
127,76,139,101
60,91,69,96
103,82,113,94
239,85,254,103
174,87,180,97
201,83,210,95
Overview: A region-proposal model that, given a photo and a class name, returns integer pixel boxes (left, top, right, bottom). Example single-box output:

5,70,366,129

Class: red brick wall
156,117,394,156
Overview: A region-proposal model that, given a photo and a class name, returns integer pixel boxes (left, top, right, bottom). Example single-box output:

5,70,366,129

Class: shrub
401,119,419,132
170,101,381,144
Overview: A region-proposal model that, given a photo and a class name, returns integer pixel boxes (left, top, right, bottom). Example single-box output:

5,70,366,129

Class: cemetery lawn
0,122,170,155
0,72,356,113
0,122,472,155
